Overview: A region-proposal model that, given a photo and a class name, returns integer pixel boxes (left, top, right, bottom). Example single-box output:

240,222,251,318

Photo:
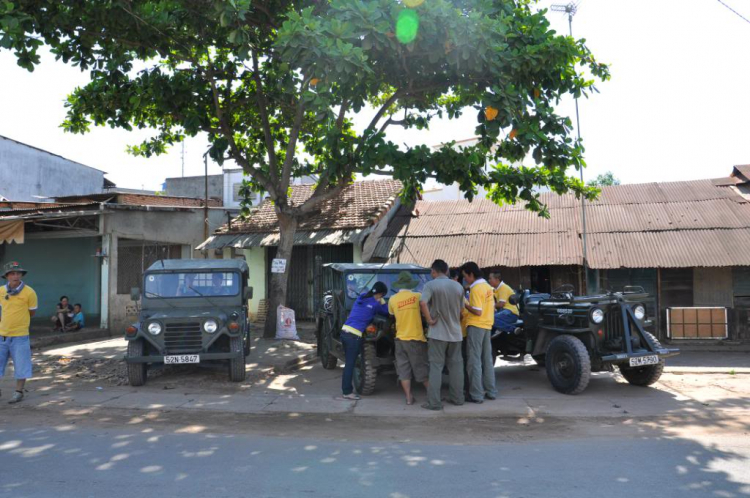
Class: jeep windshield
345,272,432,300
144,271,240,298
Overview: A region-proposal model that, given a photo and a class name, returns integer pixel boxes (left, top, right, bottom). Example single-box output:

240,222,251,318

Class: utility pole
181,142,185,177
551,1,590,292
203,151,209,259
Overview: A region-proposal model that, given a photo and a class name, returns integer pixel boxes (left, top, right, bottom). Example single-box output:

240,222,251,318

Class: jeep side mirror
130,287,141,302
244,286,253,301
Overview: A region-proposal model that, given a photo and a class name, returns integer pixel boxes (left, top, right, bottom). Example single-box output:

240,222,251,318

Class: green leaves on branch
1,0,609,217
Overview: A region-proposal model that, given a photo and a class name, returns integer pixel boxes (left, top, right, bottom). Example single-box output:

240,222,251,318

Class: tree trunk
263,212,298,338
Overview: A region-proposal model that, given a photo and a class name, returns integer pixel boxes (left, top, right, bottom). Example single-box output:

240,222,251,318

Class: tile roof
216,179,402,234
376,177,750,269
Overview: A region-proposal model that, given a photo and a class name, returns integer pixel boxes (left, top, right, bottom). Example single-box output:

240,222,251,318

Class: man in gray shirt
419,259,465,410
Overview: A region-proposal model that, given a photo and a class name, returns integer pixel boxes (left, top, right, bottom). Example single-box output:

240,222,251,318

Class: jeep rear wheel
229,335,246,382
545,335,591,395
619,332,665,386
127,339,147,387
353,342,377,395
319,314,338,370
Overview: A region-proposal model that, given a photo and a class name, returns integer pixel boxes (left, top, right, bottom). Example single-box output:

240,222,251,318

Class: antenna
551,1,590,291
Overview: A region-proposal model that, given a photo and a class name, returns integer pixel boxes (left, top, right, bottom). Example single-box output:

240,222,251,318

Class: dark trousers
341,331,362,395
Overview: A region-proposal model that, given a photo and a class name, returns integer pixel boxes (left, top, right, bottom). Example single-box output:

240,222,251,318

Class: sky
0,0,749,191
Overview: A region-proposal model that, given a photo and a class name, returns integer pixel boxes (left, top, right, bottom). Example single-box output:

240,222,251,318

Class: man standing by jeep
419,259,465,410
462,262,498,403
389,271,429,405
0,261,38,404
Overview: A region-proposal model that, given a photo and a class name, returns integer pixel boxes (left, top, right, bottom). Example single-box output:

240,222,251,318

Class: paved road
2,419,748,498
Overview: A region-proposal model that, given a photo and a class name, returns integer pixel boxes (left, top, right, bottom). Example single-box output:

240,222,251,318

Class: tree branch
204,60,275,196
336,99,350,129
251,50,280,190
279,87,307,196
363,89,403,136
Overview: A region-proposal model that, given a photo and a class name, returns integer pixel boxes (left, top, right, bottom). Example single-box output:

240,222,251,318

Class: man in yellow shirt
461,262,497,403
488,272,519,333
388,271,428,405
0,261,38,404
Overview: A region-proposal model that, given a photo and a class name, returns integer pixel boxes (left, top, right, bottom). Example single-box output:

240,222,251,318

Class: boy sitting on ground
64,304,85,331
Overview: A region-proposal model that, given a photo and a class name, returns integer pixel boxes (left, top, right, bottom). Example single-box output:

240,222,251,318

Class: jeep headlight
147,322,162,335
633,305,646,321
203,319,218,334
590,308,605,324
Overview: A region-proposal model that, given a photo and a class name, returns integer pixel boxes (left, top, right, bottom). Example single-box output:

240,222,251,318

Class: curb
31,329,113,350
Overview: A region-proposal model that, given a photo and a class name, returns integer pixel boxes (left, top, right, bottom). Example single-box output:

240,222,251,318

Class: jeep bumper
126,351,244,363
600,347,680,363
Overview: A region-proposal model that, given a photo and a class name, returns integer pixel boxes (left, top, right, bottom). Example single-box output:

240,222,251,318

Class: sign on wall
271,258,287,274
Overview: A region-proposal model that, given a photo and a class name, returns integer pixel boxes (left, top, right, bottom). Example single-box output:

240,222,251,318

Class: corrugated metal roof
588,230,750,268
382,233,581,268
375,177,750,269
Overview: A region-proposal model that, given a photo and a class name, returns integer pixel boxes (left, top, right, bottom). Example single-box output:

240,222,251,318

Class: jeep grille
164,322,203,354
604,307,624,343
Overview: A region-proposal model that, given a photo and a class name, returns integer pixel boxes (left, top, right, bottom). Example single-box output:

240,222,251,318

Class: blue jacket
343,293,389,334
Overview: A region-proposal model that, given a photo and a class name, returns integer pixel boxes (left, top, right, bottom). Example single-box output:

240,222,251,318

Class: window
144,272,239,298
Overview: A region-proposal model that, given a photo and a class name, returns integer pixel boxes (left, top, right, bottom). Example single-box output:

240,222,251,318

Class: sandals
406,396,416,406
340,393,361,401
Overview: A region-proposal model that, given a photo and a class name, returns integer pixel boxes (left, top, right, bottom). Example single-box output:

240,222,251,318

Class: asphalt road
2,418,749,498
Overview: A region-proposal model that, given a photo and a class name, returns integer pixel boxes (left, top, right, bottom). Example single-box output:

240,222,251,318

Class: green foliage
0,0,609,217
587,171,621,187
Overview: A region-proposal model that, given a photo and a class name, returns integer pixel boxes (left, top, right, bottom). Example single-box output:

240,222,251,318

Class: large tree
2,0,608,336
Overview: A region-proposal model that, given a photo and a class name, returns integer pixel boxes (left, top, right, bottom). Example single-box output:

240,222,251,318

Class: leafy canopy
1,0,609,217
587,171,621,187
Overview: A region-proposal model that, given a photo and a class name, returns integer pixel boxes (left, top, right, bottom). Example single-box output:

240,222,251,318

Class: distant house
0,192,226,332
0,134,113,201
201,180,403,319
374,167,750,343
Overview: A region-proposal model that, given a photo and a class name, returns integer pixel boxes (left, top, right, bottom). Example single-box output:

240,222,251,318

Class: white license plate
629,355,658,367
164,355,200,364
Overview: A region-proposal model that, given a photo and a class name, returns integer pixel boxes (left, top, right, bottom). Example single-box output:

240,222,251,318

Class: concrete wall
0,135,105,201
3,236,101,325
164,174,223,200
104,208,212,331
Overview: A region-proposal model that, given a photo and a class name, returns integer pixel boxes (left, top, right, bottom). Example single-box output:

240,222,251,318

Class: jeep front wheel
229,335,246,382
619,332,665,386
319,314,338,370
354,342,377,395
127,339,147,387
545,335,591,395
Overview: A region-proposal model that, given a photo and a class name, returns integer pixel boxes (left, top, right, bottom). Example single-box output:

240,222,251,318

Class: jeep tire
354,342,377,396
545,335,591,395
619,332,665,387
127,339,148,387
229,335,246,382
319,314,338,370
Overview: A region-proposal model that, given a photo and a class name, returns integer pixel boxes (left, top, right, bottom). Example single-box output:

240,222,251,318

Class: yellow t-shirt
494,283,519,316
465,279,494,330
0,284,38,337
460,300,469,338
388,290,425,342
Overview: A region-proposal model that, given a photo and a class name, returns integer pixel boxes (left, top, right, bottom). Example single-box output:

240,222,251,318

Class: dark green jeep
125,259,253,386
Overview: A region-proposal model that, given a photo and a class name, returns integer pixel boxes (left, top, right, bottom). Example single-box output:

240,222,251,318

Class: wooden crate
667,307,727,339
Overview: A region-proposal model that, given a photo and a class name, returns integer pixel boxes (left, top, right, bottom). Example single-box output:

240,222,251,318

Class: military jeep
492,285,679,394
125,259,253,386
315,263,432,395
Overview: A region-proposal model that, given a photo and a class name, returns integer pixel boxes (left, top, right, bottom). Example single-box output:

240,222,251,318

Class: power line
717,0,750,25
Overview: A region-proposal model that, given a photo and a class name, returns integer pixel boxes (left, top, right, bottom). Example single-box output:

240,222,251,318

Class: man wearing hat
0,261,38,404
388,271,429,405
